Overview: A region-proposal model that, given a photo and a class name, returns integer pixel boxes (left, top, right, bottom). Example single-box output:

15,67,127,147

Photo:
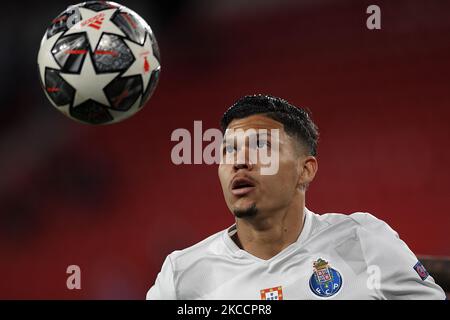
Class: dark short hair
220,94,319,156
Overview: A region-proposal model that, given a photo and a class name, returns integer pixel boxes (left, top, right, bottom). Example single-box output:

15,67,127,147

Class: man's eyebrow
223,129,281,143
224,128,276,135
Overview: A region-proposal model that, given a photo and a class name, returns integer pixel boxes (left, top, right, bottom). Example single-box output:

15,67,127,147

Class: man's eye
224,145,235,153
257,140,268,148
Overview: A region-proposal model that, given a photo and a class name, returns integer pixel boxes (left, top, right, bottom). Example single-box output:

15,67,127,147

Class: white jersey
146,208,445,300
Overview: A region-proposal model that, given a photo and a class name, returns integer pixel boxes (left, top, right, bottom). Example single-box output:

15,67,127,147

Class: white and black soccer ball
37,1,161,125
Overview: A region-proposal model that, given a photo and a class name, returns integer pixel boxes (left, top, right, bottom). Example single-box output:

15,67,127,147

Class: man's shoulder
310,210,407,264
310,210,399,244
166,228,229,269
313,210,394,232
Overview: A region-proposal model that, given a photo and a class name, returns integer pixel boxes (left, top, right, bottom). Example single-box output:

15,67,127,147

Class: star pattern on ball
64,7,125,51
122,33,160,94
59,53,119,107
38,31,63,84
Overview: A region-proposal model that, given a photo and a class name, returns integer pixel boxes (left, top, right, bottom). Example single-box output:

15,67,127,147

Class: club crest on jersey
260,286,283,300
309,258,342,298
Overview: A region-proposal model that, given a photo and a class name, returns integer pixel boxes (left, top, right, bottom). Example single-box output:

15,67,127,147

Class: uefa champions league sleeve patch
309,258,343,298
413,261,429,281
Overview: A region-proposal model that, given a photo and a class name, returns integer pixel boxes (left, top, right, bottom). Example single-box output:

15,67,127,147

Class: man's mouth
230,177,256,196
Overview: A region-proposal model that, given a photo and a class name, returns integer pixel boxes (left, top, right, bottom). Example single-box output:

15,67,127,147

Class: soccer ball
37,1,161,125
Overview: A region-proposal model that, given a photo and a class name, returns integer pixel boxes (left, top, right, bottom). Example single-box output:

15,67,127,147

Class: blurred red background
0,0,449,298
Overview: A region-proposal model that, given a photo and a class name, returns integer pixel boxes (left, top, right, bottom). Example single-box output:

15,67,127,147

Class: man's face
218,114,303,219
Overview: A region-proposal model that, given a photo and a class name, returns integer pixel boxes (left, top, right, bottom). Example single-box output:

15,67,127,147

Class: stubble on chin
233,203,258,219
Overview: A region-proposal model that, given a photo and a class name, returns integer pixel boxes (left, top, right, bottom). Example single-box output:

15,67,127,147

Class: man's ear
297,156,318,189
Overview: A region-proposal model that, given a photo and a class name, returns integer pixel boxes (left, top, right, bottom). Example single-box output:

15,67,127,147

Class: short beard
233,203,258,219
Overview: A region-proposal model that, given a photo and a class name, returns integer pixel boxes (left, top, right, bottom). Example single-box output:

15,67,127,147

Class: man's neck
233,203,306,260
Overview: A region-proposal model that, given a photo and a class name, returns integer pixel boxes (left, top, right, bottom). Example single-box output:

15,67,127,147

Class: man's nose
233,159,254,171
234,141,257,171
